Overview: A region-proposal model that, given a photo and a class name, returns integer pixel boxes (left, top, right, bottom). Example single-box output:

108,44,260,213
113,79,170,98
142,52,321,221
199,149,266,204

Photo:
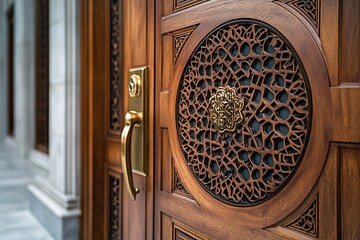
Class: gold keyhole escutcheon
129,74,141,97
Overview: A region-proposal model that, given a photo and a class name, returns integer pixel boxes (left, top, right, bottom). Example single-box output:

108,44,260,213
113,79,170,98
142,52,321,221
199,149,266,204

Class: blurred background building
0,0,80,239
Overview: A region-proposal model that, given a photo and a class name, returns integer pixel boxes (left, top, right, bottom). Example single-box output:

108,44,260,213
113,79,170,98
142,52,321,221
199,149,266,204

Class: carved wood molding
173,168,193,199
265,193,319,239
286,194,318,237
173,25,197,64
273,0,319,33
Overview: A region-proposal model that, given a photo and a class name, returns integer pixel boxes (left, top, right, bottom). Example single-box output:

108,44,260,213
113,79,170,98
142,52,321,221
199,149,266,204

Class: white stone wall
14,0,35,157
0,0,14,144
34,0,80,207
0,0,81,238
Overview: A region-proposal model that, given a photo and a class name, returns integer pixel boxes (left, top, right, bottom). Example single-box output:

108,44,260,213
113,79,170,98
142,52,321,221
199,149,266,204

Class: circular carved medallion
208,86,245,133
176,20,311,206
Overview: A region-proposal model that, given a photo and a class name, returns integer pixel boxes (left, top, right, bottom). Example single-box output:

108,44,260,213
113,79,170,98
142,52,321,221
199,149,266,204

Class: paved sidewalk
0,144,53,240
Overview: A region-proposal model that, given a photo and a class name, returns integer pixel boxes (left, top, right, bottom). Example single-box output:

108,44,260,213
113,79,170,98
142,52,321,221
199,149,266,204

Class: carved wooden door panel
155,0,360,239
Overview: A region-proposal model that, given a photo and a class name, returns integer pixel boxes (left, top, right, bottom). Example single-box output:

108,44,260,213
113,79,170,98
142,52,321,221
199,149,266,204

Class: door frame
80,0,91,238
80,0,156,239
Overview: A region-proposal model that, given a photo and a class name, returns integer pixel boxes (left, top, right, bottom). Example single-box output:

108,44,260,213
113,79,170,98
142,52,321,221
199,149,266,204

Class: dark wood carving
174,168,193,199
173,27,196,64
274,0,319,32
287,195,318,237
174,0,207,12
177,20,311,206
35,0,49,153
7,5,14,136
109,175,121,240
109,0,122,133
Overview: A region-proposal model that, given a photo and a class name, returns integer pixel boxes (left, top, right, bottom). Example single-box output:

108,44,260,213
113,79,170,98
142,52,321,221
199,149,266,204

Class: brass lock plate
129,66,148,176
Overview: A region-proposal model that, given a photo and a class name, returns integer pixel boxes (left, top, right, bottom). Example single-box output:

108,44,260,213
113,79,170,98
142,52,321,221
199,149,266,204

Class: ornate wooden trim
109,0,122,135
108,171,121,240
173,168,193,199
274,0,319,33
173,26,196,64
35,0,49,153
286,194,318,237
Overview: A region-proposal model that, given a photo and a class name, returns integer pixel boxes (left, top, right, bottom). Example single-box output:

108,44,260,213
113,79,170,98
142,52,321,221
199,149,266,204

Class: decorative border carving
109,174,121,240
286,195,318,237
274,0,319,33
173,26,197,64
109,0,122,134
173,168,193,199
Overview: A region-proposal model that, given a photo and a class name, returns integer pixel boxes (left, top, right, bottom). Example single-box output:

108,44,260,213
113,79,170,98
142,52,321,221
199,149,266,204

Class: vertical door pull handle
121,111,141,200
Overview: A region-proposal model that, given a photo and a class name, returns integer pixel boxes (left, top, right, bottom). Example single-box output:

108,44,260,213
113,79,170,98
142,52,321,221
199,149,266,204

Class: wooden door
82,0,359,239
81,0,154,239
155,0,359,239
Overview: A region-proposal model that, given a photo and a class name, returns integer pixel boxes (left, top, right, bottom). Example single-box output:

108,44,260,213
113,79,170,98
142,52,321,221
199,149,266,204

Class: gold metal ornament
208,86,245,132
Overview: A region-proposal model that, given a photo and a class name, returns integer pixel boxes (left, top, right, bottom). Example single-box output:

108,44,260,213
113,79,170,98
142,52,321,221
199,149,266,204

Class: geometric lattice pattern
109,0,122,133
177,20,311,206
109,175,121,240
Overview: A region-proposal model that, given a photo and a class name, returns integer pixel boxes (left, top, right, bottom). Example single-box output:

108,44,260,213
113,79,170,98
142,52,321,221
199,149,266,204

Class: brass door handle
121,111,141,200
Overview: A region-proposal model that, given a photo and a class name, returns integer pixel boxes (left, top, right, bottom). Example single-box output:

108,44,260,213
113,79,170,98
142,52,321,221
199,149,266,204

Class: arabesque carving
177,20,311,206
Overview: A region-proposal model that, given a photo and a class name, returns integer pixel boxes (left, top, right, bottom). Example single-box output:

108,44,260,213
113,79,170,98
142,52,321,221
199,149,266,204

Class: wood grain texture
318,144,360,239
339,147,360,239
340,0,360,84
330,86,360,143
161,128,172,193
320,0,340,86
173,221,207,240
318,144,338,240
161,34,173,91
81,0,360,238
173,0,208,12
